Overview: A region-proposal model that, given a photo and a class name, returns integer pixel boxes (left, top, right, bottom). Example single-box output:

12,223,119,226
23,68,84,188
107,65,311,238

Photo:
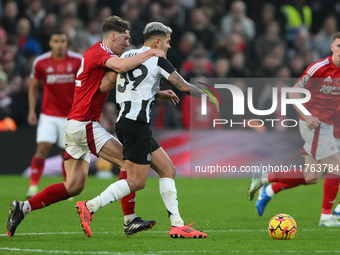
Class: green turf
0,175,339,254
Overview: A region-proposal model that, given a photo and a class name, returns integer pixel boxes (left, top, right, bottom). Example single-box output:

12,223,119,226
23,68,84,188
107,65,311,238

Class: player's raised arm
289,83,320,130
27,78,40,125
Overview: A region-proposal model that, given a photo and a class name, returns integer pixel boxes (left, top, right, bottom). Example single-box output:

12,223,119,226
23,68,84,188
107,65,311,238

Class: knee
127,178,146,192
169,165,176,179
65,180,85,197
305,178,319,184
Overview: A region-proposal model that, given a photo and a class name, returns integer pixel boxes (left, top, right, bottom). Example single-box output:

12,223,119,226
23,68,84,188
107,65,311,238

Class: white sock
159,178,184,227
87,180,130,213
320,213,332,222
265,185,275,197
261,173,269,184
124,214,137,225
22,201,31,216
334,204,340,213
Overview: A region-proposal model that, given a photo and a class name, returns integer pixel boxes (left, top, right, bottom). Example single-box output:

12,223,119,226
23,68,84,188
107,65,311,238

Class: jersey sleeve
91,44,113,69
30,58,42,80
157,57,176,79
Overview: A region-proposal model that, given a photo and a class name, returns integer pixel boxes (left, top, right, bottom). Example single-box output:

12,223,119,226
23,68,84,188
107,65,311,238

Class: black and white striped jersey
116,46,176,123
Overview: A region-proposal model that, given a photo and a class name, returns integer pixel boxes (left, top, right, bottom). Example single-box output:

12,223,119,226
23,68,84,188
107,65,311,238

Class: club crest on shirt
301,74,310,86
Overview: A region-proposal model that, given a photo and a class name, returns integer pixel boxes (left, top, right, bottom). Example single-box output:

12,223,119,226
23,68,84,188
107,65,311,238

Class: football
268,214,297,240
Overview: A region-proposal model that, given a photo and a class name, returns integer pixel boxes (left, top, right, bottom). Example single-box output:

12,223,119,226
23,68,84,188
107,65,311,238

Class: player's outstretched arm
27,78,40,125
167,71,219,111
289,83,320,130
99,70,117,93
106,49,165,73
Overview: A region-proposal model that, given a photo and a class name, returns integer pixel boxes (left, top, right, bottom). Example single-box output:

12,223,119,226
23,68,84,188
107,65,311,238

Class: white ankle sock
22,201,31,216
87,180,130,213
159,178,184,227
265,185,275,197
320,213,332,222
124,214,137,225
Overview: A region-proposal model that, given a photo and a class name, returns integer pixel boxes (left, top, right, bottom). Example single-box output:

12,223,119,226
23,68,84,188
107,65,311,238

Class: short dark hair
332,32,340,42
143,22,172,41
50,30,66,37
102,16,130,35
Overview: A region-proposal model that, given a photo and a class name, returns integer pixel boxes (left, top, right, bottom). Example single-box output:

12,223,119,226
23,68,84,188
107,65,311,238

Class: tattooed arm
167,71,218,108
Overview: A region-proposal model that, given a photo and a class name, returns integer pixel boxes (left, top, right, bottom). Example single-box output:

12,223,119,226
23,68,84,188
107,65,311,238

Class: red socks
271,182,300,194
30,156,45,186
322,173,340,214
28,183,69,211
119,171,135,215
268,169,307,185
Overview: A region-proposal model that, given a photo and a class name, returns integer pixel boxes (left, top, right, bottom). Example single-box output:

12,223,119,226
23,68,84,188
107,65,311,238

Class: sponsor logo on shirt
320,85,340,95
46,73,75,84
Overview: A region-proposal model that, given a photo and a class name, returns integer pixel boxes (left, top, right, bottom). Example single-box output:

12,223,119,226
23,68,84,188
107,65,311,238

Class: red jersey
297,56,340,125
68,42,114,122
31,50,82,117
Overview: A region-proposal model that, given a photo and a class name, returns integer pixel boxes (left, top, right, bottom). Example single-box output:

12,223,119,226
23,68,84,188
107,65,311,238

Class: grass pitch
0,175,339,254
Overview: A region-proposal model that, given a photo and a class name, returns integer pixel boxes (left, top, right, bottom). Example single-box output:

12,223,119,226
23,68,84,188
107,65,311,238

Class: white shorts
64,119,113,163
299,119,338,161
37,113,67,148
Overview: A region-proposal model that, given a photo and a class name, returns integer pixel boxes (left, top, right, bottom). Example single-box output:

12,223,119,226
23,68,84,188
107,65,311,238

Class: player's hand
304,115,321,130
148,49,165,58
157,90,180,105
27,112,37,125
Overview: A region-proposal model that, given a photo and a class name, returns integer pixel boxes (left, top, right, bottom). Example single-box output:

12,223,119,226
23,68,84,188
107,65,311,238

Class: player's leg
318,153,340,226
77,120,155,236
27,142,53,198
27,114,60,198
151,146,207,238
256,154,322,216
6,158,89,237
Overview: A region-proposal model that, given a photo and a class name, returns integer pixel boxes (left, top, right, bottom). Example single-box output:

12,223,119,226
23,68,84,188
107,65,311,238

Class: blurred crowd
0,0,339,131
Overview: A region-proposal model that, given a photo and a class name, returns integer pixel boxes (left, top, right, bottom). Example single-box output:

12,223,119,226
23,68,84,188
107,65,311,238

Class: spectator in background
185,8,215,50
8,75,28,127
77,0,98,26
213,57,230,78
121,4,144,46
288,27,320,66
0,70,11,118
167,31,196,70
229,52,251,78
314,16,337,58
289,54,306,78
3,38,29,77
220,0,255,42
16,17,42,58
0,28,8,64
25,0,46,38
37,13,58,53
254,20,286,63
280,0,312,46
255,53,281,78
256,3,277,36
1,0,20,37
181,42,213,79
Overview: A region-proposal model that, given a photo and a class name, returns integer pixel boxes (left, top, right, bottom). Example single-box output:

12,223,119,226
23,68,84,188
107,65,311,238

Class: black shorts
116,118,160,164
